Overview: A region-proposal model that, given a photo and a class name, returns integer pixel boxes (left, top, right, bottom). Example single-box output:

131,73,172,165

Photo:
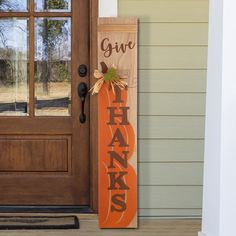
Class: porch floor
0,214,201,236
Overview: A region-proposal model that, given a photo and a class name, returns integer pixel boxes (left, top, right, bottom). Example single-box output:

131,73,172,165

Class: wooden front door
0,0,90,206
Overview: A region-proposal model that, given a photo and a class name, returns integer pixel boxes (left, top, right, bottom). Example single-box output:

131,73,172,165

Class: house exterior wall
118,0,209,217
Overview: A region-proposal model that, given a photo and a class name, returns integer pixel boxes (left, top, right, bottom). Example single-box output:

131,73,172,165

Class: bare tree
39,0,68,94
0,20,27,86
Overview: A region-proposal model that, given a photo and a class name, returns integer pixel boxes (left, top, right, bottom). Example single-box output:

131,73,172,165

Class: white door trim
99,0,118,17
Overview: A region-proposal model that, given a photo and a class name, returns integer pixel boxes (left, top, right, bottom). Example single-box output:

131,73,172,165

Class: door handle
78,82,88,123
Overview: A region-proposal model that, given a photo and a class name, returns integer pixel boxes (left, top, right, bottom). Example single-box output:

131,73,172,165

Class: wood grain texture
0,176,86,205
0,136,70,172
89,0,99,213
0,0,90,206
97,17,138,228
71,0,90,207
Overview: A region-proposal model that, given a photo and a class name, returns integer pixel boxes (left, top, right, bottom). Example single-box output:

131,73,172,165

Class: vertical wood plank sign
96,17,138,229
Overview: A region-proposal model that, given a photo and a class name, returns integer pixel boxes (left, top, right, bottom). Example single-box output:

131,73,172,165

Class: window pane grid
0,1,72,117
0,1,71,13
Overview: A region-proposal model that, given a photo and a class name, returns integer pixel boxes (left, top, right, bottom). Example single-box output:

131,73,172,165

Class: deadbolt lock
78,64,88,77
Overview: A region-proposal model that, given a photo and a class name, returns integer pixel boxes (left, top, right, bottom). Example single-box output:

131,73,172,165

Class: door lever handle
78,82,88,123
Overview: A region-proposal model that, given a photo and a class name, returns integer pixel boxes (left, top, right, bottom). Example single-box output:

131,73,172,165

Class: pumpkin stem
100,62,108,74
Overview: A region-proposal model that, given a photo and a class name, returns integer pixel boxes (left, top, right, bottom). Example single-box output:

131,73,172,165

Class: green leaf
104,68,120,82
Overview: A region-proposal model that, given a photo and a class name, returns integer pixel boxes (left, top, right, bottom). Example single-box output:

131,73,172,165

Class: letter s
111,194,127,212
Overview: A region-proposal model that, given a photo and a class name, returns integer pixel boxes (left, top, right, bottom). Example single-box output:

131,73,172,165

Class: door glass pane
0,0,28,12
35,18,71,116
0,19,29,116
35,0,71,12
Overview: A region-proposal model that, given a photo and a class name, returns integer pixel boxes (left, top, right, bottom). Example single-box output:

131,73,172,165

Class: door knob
78,82,88,123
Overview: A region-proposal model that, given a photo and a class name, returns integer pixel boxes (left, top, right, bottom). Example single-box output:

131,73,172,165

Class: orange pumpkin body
98,83,137,228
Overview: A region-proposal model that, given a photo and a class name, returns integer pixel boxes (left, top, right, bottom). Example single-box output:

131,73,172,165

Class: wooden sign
97,17,138,229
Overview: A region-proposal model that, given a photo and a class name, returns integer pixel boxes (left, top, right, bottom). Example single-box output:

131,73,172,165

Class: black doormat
0,215,79,230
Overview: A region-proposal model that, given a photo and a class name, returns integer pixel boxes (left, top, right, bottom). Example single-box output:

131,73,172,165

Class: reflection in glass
35,0,71,12
0,19,29,116
35,18,71,116
0,0,28,12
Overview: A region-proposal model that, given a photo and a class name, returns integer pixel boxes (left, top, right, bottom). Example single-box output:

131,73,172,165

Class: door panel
0,0,90,206
0,136,70,172
0,176,86,205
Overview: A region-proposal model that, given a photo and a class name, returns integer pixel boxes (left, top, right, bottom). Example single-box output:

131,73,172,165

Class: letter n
108,151,128,169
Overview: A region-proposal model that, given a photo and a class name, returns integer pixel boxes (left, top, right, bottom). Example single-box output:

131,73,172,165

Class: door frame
89,0,98,213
